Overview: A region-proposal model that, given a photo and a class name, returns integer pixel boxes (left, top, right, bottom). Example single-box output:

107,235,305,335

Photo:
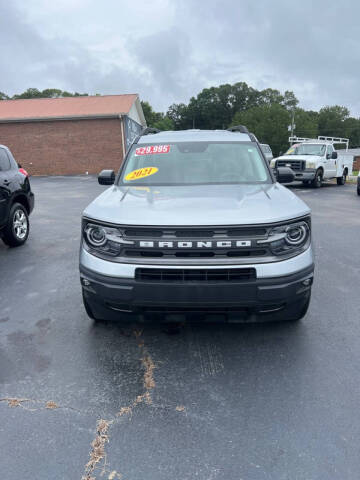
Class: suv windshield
285,144,326,156
119,142,271,186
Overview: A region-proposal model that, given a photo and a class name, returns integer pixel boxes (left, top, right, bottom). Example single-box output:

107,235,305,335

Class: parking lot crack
81,328,157,480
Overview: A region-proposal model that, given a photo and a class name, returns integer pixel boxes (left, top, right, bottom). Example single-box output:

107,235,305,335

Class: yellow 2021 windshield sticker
125,167,158,181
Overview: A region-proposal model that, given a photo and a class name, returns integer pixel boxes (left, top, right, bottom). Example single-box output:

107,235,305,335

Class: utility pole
290,108,295,138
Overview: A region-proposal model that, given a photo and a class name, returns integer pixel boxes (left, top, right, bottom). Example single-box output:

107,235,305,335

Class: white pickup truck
271,136,354,187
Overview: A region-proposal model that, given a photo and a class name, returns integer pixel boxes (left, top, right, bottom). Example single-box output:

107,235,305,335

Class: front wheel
357,186,360,196
311,170,323,188
337,172,346,185
2,203,29,247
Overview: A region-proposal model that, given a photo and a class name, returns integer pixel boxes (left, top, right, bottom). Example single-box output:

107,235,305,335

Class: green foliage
232,104,290,156
141,100,174,130
318,105,350,137
11,88,88,99
0,91,9,100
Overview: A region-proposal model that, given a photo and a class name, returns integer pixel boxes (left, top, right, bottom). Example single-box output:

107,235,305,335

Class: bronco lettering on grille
138,240,252,248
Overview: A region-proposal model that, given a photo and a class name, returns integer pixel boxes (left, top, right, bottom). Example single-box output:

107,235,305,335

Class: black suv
0,145,34,247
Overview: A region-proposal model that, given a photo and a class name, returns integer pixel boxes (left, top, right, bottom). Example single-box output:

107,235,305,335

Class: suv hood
83,183,310,226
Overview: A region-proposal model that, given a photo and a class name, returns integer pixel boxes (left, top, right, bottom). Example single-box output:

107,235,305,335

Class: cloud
1,0,360,115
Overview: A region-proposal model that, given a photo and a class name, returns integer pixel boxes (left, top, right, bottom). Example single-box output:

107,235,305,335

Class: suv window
119,142,271,186
0,148,11,172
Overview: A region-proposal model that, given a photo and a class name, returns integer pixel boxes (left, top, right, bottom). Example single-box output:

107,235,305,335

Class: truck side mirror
276,167,295,184
98,170,115,185
331,151,338,159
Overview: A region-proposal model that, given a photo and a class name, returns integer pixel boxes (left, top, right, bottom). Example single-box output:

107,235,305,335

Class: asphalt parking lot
1,176,360,480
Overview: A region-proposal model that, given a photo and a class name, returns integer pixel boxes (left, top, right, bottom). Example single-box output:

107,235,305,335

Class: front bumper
272,168,316,182
80,246,314,321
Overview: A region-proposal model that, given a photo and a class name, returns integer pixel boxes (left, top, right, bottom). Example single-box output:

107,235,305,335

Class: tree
0,92,9,100
153,116,174,131
11,88,89,99
141,100,174,130
141,101,162,126
12,88,43,99
318,105,350,137
292,108,319,139
231,104,290,155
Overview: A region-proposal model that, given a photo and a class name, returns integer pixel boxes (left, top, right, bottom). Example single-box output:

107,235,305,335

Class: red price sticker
135,145,170,156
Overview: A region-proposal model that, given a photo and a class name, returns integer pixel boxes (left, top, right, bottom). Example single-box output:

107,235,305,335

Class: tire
357,187,360,196
311,170,323,188
336,172,346,185
2,203,29,247
302,180,310,186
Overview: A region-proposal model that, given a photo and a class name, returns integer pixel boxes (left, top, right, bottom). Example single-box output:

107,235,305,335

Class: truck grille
276,160,305,171
135,267,256,282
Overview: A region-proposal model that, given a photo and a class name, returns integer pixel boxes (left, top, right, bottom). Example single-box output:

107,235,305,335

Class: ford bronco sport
80,126,314,323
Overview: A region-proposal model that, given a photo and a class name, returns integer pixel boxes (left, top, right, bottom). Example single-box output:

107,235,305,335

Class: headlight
83,222,134,256
306,161,316,169
270,159,276,168
285,223,308,246
85,224,107,247
258,219,310,256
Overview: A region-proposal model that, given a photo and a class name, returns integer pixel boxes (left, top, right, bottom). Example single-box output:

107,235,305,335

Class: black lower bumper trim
80,264,314,322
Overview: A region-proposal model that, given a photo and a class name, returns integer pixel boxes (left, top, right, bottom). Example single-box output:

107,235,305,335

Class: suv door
324,145,336,178
0,148,13,226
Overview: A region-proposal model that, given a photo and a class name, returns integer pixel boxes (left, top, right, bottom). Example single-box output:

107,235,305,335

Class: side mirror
276,166,295,184
326,153,331,159
331,151,338,159
98,169,115,185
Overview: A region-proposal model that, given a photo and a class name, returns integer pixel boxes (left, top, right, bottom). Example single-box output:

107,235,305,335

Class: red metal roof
0,94,139,121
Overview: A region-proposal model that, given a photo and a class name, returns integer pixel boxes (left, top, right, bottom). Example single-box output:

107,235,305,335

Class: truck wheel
311,170,323,188
357,186,360,196
336,172,346,185
2,203,29,247
302,180,310,186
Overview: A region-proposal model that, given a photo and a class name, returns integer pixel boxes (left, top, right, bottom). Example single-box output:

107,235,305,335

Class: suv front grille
135,267,256,282
121,226,269,259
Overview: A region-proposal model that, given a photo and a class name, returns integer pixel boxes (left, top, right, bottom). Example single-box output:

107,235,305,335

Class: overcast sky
1,0,360,115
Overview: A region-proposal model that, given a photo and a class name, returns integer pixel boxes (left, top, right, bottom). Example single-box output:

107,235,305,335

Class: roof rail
289,136,313,144
289,135,349,151
141,127,161,136
227,125,249,134
317,136,349,150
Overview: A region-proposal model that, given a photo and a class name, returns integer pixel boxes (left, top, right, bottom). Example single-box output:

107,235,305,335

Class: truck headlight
83,221,134,256
270,159,276,168
306,161,316,169
258,219,311,256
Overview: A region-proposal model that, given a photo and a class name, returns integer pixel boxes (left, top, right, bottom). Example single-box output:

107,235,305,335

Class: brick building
0,94,146,175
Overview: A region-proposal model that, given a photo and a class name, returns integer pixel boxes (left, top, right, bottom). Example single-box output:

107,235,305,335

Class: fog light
82,278,91,286
302,278,312,286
